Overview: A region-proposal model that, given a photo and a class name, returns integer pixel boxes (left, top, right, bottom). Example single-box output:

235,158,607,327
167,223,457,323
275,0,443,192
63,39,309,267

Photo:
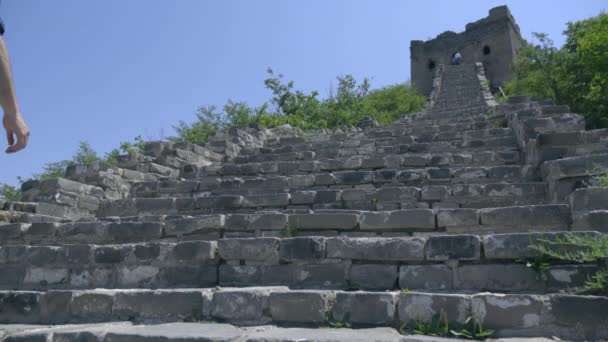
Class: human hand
3,112,30,153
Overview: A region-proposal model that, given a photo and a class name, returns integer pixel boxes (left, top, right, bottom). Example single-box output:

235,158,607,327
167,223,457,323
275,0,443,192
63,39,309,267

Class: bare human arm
0,27,29,154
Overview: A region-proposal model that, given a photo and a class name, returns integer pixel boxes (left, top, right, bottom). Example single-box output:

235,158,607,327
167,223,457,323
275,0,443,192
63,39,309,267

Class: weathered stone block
243,193,290,208
288,214,358,230
211,287,286,323
164,215,224,236
0,291,41,323
426,235,481,261
359,210,435,230
569,187,608,219
436,209,479,227
326,237,425,261
294,263,347,289
421,186,450,201
334,171,373,185
218,238,279,263
107,223,162,243
550,294,608,340
458,264,542,291
350,264,398,290
70,290,114,322
195,195,243,209
399,292,471,324
480,205,569,227
331,292,396,325
113,290,204,321
279,237,325,261
399,265,452,290
225,214,287,231
172,241,217,262
471,293,545,330
290,191,316,205
269,290,333,323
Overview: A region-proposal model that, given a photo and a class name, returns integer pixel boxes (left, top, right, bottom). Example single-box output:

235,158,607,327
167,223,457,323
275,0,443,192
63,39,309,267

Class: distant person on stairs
0,18,29,154
451,52,463,65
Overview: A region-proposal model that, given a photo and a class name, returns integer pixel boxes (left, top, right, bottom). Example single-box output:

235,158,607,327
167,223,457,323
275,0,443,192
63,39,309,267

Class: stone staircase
1,63,607,341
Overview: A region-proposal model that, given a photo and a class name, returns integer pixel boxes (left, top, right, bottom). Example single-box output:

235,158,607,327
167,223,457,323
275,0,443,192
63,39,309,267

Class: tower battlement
411,5,523,95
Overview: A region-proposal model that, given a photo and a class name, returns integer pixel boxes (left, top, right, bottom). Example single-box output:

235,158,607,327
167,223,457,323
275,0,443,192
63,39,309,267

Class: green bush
170,69,426,145
0,183,21,201
506,12,608,128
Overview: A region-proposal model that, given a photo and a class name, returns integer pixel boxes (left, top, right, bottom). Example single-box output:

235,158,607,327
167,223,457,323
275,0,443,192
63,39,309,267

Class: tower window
483,45,491,55
428,60,436,70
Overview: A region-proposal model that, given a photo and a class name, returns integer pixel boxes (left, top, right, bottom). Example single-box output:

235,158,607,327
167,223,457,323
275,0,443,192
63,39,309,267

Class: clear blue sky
0,0,605,186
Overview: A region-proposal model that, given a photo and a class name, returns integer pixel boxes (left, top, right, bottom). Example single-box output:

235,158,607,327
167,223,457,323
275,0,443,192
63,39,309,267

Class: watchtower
410,5,523,96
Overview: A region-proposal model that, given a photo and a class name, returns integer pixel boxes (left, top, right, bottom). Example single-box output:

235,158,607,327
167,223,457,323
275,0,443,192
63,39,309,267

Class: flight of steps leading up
1,63,607,341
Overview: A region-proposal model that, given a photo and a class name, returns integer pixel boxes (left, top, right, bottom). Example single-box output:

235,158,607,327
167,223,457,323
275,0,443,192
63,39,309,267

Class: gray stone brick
550,295,608,340
107,223,162,243
421,186,450,200
243,193,290,208
211,287,285,323
70,290,114,322
480,205,570,227
172,241,217,263
326,237,425,261
399,265,452,291
290,191,316,205
458,264,543,291
334,171,373,185
269,290,333,323
113,290,204,321
294,263,347,289
331,292,396,325
279,237,326,261
350,264,398,290
472,293,545,330
399,292,471,325
218,238,279,263
359,210,435,230
426,235,481,261
314,173,335,185
224,214,287,231
0,291,41,324
196,195,243,209
164,215,224,236
288,214,358,230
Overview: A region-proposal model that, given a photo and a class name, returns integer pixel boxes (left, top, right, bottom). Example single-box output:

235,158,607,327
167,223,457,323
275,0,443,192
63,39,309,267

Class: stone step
274,127,512,148
541,153,608,202
0,288,604,340
1,323,418,342
532,128,608,164
2,204,572,245
206,151,521,177
0,231,600,292
257,136,517,157
176,165,538,195
131,182,547,211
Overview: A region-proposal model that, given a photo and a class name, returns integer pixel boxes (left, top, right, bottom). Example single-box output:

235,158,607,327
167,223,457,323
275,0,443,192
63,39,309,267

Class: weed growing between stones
488,119,507,129
343,280,360,291
591,164,608,187
528,233,608,294
325,313,351,328
399,310,493,340
279,224,300,237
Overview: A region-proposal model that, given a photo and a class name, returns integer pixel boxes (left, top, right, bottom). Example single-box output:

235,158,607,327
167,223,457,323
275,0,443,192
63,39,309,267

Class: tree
506,12,608,128
0,183,21,201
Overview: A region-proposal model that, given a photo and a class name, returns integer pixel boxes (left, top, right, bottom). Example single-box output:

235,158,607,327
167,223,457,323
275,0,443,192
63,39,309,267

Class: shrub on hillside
170,69,426,145
506,12,608,128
